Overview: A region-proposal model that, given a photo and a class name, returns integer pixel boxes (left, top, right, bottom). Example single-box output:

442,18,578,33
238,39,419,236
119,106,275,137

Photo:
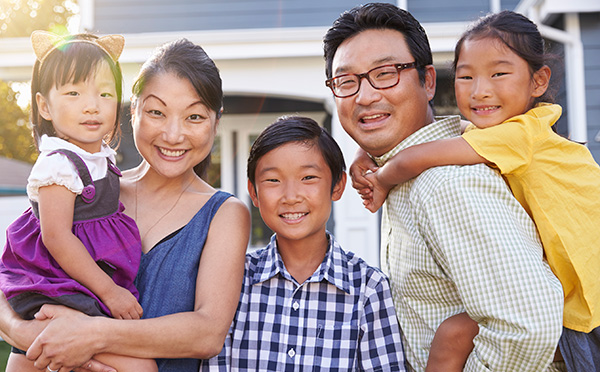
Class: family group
1,3,599,372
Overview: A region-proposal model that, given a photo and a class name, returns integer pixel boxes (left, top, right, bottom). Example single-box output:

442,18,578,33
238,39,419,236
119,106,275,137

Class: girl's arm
375,136,488,188
349,147,379,192
361,137,489,212
38,185,142,320
26,197,250,369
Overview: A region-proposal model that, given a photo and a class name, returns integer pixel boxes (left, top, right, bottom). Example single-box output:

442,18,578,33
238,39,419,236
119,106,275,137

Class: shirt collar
249,232,352,295
39,134,116,159
371,116,461,167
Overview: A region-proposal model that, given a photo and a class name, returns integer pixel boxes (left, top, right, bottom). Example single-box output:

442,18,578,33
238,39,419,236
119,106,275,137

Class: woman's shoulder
212,192,249,218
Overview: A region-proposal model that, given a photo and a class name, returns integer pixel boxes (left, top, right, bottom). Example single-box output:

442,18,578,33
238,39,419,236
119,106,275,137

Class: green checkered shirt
373,116,565,372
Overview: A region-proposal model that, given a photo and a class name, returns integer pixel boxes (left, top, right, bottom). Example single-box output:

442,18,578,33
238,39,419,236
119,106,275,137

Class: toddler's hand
102,285,143,320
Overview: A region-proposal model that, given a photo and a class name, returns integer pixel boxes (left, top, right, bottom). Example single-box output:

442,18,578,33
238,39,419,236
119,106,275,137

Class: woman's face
131,71,218,179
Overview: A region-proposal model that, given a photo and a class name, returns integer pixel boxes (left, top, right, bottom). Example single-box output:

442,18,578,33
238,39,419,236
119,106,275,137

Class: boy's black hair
247,116,346,193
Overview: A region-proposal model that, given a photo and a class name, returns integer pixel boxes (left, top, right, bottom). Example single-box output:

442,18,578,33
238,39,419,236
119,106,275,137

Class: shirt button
288,348,296,358
292,301,300,311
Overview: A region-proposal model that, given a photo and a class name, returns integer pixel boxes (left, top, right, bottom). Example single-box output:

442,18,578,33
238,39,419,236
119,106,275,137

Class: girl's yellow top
463,103,600,332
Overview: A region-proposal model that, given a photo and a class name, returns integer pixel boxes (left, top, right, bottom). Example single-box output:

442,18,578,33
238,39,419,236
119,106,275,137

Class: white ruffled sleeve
27,152,84,201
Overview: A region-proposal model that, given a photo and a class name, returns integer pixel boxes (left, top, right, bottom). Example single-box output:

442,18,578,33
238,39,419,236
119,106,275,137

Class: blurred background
0,0,599,367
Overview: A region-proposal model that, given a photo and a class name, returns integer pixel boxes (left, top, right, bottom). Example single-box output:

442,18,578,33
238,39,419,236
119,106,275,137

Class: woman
0,38,250,372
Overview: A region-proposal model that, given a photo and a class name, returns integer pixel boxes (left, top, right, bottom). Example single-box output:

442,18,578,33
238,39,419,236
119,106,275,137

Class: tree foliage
0,80,36,162
0,0,76,163
0,0,75,38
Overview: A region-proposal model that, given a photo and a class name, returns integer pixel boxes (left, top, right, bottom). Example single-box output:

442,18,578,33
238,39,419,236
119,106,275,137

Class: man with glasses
324,3,564,371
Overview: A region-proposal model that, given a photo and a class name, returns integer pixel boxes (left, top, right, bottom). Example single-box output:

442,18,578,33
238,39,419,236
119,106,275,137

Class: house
0,157,32,248
0,0,598,265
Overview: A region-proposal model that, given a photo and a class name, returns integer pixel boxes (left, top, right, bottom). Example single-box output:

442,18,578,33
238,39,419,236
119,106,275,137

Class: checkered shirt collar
248,232,352,295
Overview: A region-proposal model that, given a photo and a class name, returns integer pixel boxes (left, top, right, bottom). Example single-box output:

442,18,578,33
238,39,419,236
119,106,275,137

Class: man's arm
421,165,563,371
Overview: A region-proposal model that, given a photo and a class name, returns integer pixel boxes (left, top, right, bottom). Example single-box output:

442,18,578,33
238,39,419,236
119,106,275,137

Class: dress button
288,348,296,358
292,301,299,311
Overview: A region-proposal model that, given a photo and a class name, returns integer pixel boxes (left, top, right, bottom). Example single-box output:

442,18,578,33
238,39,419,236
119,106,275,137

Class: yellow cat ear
31,30,124,63
31,30,64,61
97,34,125,61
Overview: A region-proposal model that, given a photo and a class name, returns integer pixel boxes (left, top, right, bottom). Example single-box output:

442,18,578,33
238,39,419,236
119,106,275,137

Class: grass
1,340,11,370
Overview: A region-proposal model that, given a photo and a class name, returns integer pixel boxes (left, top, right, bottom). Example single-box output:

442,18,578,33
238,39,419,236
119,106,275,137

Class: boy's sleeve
359,271,407,371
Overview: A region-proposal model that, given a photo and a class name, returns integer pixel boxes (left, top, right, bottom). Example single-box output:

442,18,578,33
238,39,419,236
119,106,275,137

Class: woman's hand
26,304,110,371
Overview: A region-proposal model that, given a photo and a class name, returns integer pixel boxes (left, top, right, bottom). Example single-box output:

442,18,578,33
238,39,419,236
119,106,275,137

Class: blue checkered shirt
201,233,406,371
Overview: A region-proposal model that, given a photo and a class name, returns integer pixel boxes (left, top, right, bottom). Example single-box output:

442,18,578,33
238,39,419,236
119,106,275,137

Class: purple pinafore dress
0,149,141,319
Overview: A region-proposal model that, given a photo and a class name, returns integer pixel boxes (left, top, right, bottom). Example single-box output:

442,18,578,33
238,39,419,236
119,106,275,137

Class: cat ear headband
31,30,124,65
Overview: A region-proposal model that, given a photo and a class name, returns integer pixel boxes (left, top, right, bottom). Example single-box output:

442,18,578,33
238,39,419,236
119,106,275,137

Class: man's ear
36,92,52,121
247,179,259,207
532,65,551,98
424,65,437,102
331,172,347,202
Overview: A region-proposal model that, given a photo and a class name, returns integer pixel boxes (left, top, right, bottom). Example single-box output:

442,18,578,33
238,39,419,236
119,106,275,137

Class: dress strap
48,149,96,203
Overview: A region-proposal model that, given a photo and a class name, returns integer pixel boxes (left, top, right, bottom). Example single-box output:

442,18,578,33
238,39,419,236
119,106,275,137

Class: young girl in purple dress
0,31,156,372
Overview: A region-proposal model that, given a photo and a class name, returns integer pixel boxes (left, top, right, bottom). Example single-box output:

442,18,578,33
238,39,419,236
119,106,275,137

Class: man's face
331,29,436,157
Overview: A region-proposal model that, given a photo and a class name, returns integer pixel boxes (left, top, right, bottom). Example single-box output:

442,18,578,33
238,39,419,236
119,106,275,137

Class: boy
202,116,406,371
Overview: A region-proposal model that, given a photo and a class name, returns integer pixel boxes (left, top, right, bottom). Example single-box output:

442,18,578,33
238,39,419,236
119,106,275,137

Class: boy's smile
248,141,345,251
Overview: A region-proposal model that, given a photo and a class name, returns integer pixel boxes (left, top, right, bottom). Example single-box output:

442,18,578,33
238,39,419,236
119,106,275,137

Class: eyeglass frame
325,62,417,98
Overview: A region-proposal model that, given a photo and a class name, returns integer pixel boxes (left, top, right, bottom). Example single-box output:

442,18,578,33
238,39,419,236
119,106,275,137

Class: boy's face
248,141,346,249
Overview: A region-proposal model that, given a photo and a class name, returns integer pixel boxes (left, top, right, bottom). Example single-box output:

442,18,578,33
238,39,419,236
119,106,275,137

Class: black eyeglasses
325,62,417,98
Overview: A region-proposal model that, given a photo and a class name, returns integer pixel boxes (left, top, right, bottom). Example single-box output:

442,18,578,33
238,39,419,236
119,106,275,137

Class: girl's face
36,61,118,153
454,37,549,129
131,71,218,179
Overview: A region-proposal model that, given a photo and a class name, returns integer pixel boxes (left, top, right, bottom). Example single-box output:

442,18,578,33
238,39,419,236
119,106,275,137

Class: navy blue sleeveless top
135,190,232,372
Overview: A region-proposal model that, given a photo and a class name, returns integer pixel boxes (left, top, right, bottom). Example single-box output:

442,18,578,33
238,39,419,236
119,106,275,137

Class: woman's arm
27,197,250,366
38,185,143,320
0,291,45,350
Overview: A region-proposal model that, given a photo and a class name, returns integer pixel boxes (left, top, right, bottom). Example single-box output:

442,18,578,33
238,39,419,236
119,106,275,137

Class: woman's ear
532,65,551,98
36,92,52,121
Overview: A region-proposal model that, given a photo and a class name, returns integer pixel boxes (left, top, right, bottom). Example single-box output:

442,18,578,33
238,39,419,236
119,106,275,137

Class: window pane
206,136,221,188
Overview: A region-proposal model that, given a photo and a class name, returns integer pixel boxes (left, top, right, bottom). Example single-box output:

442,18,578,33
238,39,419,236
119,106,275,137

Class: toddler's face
37,61,117,153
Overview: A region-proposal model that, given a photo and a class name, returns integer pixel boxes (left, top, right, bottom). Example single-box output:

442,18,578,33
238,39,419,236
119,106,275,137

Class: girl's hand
101,285,143,320
362,171,393,213
349,148,378,192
